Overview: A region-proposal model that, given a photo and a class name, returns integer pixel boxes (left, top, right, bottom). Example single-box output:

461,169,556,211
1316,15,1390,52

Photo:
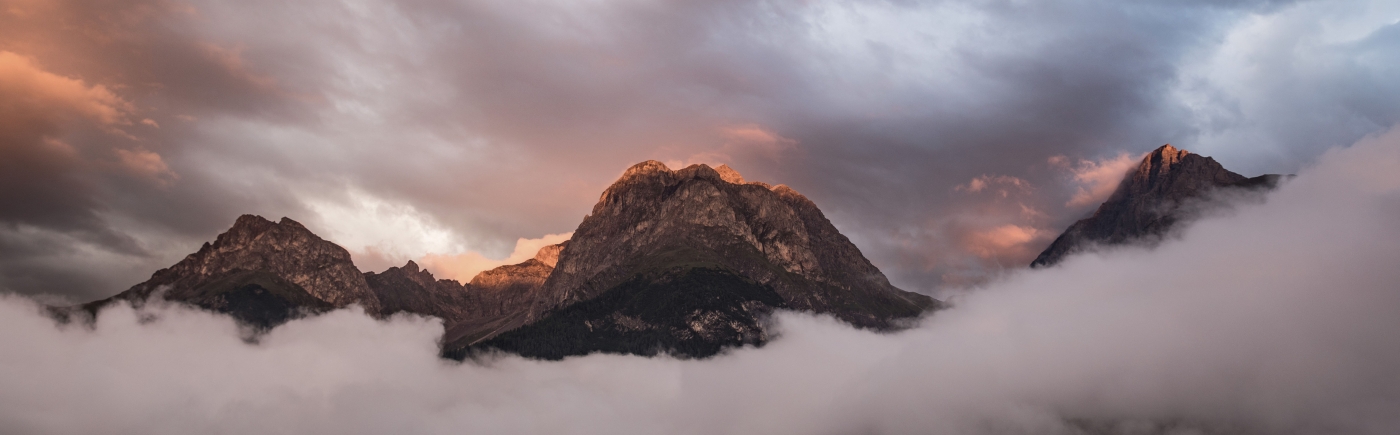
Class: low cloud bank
2,130,1400,434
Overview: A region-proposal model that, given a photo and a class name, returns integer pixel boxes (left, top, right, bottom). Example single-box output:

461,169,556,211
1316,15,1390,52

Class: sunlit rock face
1032,145,1283,267
531,241,567,268
365,242,571,347
436,247,563,347
80,215,380,326
448,161,936,359
538,161,936,328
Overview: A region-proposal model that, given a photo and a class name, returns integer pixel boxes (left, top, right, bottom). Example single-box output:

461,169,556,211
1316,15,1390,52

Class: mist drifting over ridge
3,130,1400,434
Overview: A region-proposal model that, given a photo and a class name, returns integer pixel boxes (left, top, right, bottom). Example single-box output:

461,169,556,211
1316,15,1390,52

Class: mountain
80,215,379,328
73,162,936,360
450,161,938,359
440,242,565,347
364,260,473,321
1031,144,1282,267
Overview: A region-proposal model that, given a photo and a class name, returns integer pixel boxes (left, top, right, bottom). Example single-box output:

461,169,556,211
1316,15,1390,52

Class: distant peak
403,260,421,273
533,241,568,267
714,164,745,184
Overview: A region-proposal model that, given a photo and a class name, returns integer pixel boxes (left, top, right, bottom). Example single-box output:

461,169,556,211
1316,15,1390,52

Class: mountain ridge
531,161,935,329
1032,144,1282,267
71,161,936,360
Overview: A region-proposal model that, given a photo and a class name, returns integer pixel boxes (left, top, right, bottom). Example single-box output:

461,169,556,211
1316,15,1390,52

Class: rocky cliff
537,162,935,324
451,162,938,359
82,215,380,327
76,163,936,360
364,260,474,321
1032,145,1282,267
440,243,566,347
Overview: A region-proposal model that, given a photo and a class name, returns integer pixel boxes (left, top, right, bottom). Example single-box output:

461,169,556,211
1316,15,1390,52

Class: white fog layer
2,129,1399,434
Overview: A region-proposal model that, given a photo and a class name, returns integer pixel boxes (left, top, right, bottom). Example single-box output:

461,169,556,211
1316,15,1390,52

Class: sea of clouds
2,129,1399,435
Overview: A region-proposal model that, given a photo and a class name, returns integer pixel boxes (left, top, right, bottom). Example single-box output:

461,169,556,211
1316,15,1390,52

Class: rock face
365,243,574,347
440,243,566,347
472,267,785,360
450,161,938,359
1032,145,1281,267
540,161,935,323
83,215,379,327
76,163,935,360
364,260,473,321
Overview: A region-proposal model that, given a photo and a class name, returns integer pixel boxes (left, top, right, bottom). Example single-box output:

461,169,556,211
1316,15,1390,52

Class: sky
2,0,1400,302
3,124,1399,434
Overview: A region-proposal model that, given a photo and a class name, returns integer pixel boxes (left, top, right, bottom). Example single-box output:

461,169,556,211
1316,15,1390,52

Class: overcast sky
4,127,1399,434
3,0,1399,302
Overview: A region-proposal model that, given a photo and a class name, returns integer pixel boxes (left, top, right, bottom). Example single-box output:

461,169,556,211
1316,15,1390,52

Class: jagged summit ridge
533,241,568,267
1032,144,1281,267
714,164,745,184
130,214,380,311
79,162,934,360
536,160,936,330
69,214,381,328
448,160,935,359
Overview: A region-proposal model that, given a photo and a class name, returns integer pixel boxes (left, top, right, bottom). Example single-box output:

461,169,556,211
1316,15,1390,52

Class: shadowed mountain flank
1032,145,1282,267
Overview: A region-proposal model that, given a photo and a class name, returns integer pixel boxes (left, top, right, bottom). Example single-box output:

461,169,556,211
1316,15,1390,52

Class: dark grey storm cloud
1,0,1398,301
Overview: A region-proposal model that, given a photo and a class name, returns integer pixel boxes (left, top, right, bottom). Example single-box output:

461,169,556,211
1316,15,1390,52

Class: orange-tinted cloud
962,224,1042,260
0,51,133,127
663,124,799,170
197,43,279,92
721,125,793,147
1056,152,1141,208
418,232,573,283
115,148,178,185
955,174,1031,197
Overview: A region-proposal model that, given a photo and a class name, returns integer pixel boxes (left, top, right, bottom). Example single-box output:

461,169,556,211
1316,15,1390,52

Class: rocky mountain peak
111,215,381,312
622,160,671,178
375,260,441,290
76,214,382,328
1145,144,1187,169
606,160,672,189
533,242,568,268
538,159,936,328
1102,144,1252,208
215,214,280,247
714,164,745,184
1032,144,1280,267
446,160,936,359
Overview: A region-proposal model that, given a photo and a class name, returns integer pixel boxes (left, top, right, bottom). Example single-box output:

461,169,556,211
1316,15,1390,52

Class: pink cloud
962,224,1043,260
115,148,178,185
955,174,1031,198
418,232,572,283
1058,152,1142,208
0,50,133,126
